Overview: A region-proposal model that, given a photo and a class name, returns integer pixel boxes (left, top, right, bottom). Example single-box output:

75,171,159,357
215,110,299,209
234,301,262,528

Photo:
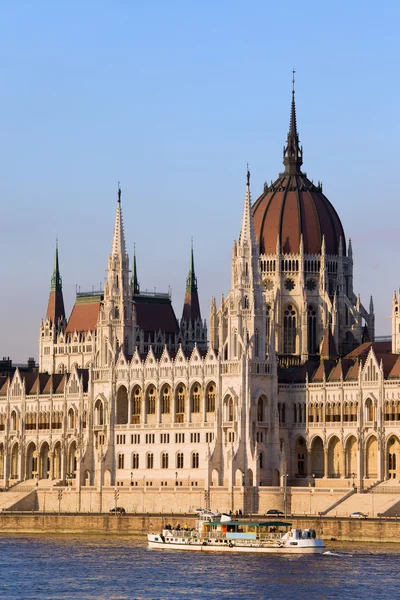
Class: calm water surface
0,535,399,599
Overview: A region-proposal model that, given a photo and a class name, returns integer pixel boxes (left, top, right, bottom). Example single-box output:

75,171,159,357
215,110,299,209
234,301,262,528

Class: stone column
377,436,384,481
49,451,54,480
357,436,364,491
324,449,329,478
306,449,312,478
128,391,132,425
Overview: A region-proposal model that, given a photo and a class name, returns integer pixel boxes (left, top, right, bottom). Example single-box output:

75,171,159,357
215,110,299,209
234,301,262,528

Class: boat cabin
203,520,292,540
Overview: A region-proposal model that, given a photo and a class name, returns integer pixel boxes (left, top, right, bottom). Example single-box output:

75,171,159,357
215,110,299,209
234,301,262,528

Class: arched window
243,295,249,309
147,387,156,414
68,408,75,429
176,385,185,414
132,388,141,420
259,452,264,469
176,452,184,469
147,453,154,469
95,400,104,426
228,397,234,421
206,385,216,412
254,329,259,358
10,410,17,431
283,305,296,354
233,329,238,358
257,398,264,422
192,452,199,469
118,453,124,469
161,386,171,414
307,305,317,355
365,398,374,422
266,304,271,348
191,386,201,413
132,453,139,469
161,453,169,469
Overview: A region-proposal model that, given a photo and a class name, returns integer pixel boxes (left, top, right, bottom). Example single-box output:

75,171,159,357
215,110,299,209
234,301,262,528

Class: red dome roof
252,174,346,256
252,84,346,256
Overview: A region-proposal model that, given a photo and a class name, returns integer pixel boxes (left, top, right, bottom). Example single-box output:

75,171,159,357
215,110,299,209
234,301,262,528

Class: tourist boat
147,511,325,554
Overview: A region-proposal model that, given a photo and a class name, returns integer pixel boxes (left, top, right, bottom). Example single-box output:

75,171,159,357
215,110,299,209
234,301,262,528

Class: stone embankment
0,513,399,543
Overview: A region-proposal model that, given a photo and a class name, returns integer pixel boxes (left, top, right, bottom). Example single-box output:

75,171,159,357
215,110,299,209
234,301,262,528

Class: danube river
0,535,398,599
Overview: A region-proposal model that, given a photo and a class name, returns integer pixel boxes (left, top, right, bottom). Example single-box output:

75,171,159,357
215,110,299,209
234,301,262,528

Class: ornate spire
131,245,140,295
186,238,197,292
283,70,303,175
111,183,127,257
46,239,65,324
50,238,62,292
239,165,256,247
182,240,201,323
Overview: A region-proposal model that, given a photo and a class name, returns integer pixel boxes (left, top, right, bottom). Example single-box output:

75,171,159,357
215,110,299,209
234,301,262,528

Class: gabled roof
345,341,391,361
134,294,179,335
0,376,9,396
66,299,101,333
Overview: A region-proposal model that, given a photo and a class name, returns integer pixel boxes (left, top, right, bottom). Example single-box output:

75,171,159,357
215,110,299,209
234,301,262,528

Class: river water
0,535,399,599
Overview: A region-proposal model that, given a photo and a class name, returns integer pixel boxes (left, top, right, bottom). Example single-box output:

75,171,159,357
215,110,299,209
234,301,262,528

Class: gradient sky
1,0,399,362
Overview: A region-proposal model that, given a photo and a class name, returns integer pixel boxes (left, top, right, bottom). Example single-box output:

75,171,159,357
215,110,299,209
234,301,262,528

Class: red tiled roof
66,301,100,333
345,361,359,381
46,290,66,324
344,341,392,360
388,356,400,379
320,326,337,360
0,376,9,396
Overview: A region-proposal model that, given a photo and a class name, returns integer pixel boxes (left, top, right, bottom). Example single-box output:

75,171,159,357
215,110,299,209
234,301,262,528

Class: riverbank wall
0,513,400,543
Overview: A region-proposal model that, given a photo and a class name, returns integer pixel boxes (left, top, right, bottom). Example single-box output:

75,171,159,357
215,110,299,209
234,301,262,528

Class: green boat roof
207,521,292,527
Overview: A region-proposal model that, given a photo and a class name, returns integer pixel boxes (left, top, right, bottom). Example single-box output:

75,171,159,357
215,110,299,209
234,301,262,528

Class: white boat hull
148,535,325,554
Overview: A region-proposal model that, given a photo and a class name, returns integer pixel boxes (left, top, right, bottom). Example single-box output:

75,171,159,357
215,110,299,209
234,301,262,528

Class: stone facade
1,90,400,514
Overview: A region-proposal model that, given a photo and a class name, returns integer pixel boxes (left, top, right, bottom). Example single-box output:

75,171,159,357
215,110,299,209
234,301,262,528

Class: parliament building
1,85,399,514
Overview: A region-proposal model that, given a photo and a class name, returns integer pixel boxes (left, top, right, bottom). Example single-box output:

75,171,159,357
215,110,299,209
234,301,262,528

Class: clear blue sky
1,0,399,361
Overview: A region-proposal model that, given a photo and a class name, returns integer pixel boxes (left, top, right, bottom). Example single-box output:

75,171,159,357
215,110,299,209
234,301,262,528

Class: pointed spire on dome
283,70,303,175
239,165,256,248
111,183,127,257
131,244,140,295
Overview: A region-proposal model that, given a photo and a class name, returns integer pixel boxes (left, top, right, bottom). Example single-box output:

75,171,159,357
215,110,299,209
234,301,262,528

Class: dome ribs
252,173,345,256
277,177,291,253
253,177,283,255
280,177,301,254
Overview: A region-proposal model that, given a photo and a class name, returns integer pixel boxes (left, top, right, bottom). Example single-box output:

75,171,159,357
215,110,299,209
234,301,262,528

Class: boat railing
165,529,194,538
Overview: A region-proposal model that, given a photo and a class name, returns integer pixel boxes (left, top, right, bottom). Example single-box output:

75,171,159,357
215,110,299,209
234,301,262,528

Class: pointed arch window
283,305,296,354
243,296,249,309
232,329,238,358
228,397,234,421
254,329,259,358
307,305,317,355
206,385,216,413
257,398,264,422
266,304,271,347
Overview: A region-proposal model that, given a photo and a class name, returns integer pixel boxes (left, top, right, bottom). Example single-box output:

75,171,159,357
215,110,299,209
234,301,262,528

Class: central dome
252,89,346,256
